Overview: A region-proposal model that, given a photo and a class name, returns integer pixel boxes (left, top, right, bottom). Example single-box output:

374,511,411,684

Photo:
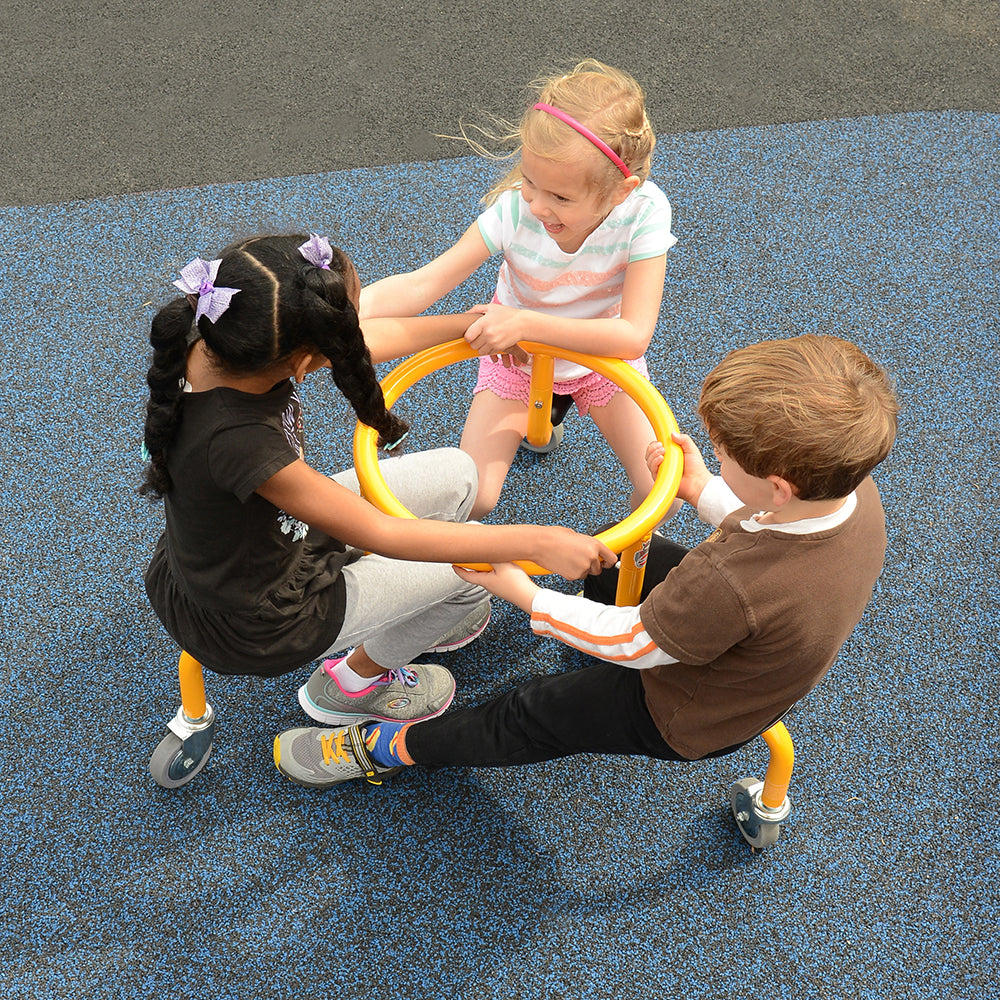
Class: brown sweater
639,477,887,758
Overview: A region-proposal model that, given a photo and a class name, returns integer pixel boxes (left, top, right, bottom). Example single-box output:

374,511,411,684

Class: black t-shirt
145,380,355,676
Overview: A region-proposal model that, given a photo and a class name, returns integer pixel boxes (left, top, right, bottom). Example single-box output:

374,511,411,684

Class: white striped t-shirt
476,180,676,380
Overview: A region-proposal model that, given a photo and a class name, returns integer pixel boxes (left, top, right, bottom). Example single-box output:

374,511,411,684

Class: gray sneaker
428,598,491,653
274,724,401,789
298,659,455,725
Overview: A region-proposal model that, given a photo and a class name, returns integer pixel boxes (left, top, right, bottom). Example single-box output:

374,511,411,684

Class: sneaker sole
296,680,456,726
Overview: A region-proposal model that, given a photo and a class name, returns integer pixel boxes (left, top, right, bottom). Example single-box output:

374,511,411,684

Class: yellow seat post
178,651,208,722
524,354,555,449
614,534,651,607
760,721,795,810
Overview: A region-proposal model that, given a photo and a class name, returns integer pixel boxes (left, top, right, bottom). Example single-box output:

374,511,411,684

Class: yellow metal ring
353,339,683,575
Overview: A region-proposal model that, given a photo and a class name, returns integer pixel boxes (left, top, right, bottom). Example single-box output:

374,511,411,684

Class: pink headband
532,102,632,178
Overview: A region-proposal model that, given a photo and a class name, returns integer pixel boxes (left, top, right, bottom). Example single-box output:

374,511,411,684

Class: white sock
329,651,383,692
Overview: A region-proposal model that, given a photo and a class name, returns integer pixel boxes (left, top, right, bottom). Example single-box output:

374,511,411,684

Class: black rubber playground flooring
3,4,998,998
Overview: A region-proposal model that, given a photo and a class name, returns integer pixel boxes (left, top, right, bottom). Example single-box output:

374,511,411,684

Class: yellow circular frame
353,339,684,577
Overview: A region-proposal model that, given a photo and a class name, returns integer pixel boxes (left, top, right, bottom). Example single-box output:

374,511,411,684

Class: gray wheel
520,421,565,454
730,777,781,849
149,731,213,789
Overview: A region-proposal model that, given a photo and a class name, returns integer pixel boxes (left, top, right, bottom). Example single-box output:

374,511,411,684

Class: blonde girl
360,60,677,520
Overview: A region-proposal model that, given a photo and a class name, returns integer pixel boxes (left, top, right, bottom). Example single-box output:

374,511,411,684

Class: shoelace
320,727,382,782
374,667,418,688
320,730,351,766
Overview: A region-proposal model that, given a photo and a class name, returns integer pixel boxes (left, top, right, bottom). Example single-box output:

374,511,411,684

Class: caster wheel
730,777,781,849
150,731,213,788
521,420,564,454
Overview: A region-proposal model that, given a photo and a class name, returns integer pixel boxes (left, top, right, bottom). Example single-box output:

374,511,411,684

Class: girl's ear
291,348,331,382
290,349,316,384
607,174,641,208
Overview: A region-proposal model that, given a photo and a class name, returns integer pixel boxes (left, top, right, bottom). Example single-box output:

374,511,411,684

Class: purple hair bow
173,257,241,323
298,233,333,269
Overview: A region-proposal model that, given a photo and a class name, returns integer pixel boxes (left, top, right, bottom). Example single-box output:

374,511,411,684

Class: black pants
407,535,699,768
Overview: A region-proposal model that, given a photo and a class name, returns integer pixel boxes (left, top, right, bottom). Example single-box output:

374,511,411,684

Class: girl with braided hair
141,233,614,727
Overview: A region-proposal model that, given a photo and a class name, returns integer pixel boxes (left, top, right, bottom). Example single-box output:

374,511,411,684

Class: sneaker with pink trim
297,657,455,725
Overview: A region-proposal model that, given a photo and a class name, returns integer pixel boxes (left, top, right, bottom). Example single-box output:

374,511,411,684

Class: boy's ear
766,475,798,507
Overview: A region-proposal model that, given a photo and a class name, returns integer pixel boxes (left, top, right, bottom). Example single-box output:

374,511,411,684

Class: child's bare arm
256,461,617,580
361,312,479,364
359,224,492,319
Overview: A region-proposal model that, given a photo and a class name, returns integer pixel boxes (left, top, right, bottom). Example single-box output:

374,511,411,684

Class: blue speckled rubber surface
2,111,998,998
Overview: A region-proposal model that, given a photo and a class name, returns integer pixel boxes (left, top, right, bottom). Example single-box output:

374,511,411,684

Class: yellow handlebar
352,339,683,580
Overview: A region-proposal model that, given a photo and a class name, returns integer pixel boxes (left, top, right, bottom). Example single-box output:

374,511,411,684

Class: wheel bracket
165,704,216,782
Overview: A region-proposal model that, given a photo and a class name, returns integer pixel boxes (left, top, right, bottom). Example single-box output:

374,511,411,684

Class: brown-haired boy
274,334,899,787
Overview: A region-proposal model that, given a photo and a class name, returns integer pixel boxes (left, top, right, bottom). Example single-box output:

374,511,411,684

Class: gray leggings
325,448,485,669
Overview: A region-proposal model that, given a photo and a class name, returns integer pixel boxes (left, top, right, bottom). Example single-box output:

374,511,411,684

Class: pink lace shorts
473,355,650,417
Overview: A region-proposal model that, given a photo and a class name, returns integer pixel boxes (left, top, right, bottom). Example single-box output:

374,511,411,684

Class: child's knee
472,478,504,519
435,446,477,481
432,447,479,520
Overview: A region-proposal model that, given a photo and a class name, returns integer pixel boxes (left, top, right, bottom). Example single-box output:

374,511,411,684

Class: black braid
300,262,409,450
139,297,193,498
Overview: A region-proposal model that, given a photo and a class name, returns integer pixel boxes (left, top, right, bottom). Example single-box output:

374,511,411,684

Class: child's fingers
465,322,500,355
598,542,618,569
645,439,665,476
454,565,493,584
464,320,482,346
